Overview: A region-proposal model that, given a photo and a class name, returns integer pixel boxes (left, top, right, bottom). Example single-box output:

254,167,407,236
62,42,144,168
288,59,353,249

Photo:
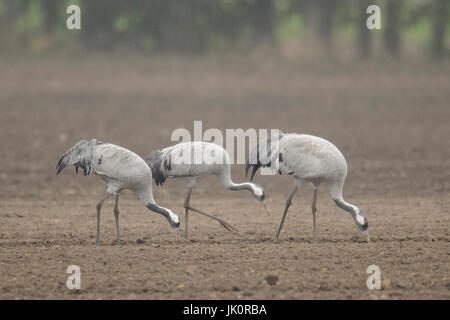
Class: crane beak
173,227,179,242
365,230,370,243
262,200,272,216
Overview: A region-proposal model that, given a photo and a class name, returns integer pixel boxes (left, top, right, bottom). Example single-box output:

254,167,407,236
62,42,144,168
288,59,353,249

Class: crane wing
146,142,227,185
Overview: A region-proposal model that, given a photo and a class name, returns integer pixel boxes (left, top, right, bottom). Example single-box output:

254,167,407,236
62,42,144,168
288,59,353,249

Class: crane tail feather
245,162,251,179
56,139,102,176
56,161,66,175
144,150,168,187
246,132,281,181
154,171,166,186
249,164,261,182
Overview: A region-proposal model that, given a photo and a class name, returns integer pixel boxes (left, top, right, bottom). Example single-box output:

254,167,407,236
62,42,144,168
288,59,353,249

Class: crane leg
185,206,238,233
183,187,237,235
96,193,111,245
183,188,193,239
312,188,318,242
114,194,121,245
275,185,299,241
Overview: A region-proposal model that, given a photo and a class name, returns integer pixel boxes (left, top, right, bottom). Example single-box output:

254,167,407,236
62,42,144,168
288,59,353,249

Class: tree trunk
317,0,337,54
41,0,61,36
431,0,449,59
81,0,121,50
164,2,200,53
384,0,403,57
357,0,372,58
252,0,274,44
0,0,23,51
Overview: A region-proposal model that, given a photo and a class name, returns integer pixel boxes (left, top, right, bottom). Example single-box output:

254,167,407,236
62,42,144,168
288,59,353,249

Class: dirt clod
265,275,279,286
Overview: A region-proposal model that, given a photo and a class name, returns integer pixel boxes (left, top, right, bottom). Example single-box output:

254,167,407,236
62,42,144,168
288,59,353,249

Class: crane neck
228,182,254,192
334,198,357,217
219,168,264,200
334,197,367,231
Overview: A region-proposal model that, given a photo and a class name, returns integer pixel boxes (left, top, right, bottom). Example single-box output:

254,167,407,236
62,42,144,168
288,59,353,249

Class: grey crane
246,132,369,242
56,139,180,245
145,141,271,238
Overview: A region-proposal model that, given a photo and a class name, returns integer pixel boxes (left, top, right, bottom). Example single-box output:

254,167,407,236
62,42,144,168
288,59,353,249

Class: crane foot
219,220,238,233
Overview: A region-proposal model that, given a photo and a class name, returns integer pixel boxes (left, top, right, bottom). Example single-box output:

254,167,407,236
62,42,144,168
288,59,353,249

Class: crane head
354,211,368,232
249,183,272,216
250,183,265,201
167,209,180,229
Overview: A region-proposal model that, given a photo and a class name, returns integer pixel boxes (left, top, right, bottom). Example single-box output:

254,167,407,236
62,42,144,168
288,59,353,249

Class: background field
0,55,449,299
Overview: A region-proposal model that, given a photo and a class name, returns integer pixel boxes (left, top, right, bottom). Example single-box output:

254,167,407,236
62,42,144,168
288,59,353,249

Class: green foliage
14,0,42,34
276,13,306,41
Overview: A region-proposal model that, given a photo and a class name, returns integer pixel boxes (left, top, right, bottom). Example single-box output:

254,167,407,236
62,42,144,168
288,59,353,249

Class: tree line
0,0,448,59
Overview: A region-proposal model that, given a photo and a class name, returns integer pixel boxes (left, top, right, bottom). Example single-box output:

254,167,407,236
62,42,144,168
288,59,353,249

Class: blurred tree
431,0,449,59
357,0,372,58
163,1,197,53
0,0,25,51
134,0,169,51
384,0,403,57
81,0,123,50
41,0,60,36
317,0,338,54
251,0,274,44
0,0,446,60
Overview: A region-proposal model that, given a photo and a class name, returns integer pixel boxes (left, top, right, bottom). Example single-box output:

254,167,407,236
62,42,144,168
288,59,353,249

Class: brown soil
0,56,449,299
